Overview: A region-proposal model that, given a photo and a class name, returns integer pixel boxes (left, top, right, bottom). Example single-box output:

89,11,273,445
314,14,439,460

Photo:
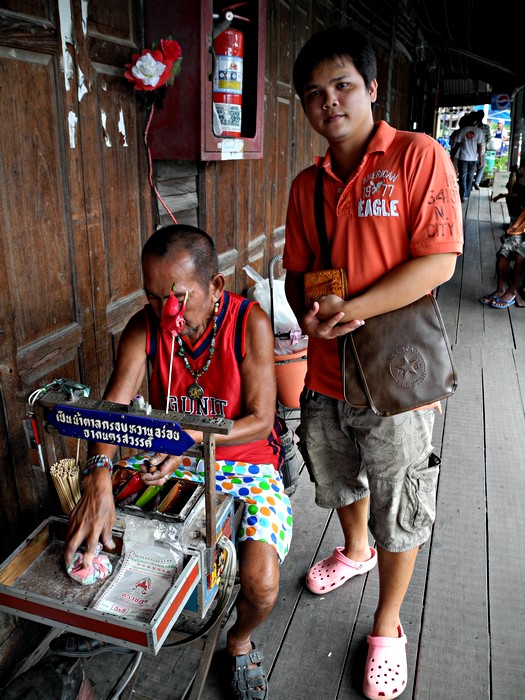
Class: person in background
450,112,484,201
492,163,525,225
283,26,463,700
479,209,525,309
473,110,491,190
62,225,292,700
448,114,469,175
491,119,509,156
495,119,508,142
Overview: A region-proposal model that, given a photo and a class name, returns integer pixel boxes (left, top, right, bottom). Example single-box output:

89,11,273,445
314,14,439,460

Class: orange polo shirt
283,120,463,400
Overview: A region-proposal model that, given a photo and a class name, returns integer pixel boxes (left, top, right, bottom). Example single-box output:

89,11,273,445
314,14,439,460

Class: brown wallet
304,268,348,307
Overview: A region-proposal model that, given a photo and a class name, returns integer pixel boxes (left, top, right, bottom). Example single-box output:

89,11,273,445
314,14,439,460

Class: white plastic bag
244,265,307,355
93,515,184,622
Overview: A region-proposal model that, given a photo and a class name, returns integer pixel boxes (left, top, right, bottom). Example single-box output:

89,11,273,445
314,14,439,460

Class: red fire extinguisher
213,27,244,137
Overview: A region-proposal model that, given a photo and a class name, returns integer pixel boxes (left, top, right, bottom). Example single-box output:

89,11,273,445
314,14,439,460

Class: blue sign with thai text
47,404,196,455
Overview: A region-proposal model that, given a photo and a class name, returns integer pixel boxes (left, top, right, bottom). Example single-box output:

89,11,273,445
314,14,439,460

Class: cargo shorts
498,234,525,259
299,390,439,552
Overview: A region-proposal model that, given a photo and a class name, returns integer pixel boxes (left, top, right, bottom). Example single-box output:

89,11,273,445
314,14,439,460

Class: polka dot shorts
173,456,293,563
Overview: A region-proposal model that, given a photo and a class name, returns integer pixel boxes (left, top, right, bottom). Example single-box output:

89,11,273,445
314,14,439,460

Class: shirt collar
314,120,397,173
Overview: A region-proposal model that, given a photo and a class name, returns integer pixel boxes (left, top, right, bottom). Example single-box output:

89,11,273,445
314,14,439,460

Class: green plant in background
494,155,508,171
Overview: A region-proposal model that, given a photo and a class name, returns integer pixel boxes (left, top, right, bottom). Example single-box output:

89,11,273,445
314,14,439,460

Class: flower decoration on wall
124,37,183,224
125,38,183,107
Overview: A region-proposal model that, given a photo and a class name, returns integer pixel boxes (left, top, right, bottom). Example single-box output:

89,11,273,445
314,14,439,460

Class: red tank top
145,291,282,467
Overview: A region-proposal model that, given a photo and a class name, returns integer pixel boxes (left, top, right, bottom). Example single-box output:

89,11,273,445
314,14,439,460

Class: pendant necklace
176,301,219,401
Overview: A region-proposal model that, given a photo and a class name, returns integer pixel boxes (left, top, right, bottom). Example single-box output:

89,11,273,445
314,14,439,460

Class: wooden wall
0,0,156,679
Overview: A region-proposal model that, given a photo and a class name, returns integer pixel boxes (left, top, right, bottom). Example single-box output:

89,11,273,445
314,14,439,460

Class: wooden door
0,0,154,559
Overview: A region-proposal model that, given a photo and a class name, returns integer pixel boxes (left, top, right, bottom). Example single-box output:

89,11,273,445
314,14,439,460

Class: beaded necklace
175,301,219,400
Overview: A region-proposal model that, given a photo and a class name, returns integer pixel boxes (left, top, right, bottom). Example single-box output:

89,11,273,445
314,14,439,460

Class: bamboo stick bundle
50,457,81,515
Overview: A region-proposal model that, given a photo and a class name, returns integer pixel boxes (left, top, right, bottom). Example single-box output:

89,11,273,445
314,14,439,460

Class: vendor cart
0,383,241,699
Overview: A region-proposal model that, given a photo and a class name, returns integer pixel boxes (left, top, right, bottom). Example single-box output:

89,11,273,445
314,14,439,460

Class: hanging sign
491,94,511,110
47,404,195,455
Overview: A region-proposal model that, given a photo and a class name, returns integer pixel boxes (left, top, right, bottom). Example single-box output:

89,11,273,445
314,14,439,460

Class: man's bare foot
480,291,505,305
491,295,516,308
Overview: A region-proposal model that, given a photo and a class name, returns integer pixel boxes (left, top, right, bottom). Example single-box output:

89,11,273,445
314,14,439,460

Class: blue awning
474,104,511,124
487,108,511,124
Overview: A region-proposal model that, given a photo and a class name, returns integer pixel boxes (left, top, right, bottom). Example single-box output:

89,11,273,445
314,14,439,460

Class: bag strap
314,168,333,269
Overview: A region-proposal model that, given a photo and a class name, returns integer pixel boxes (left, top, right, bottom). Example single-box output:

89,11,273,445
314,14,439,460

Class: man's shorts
498,234,525,259
172,457,293,564
299,390,438,552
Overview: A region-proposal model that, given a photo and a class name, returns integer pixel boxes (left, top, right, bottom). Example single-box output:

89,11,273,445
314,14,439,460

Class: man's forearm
337,253,457,321
86,442,118,462
82,369,145,466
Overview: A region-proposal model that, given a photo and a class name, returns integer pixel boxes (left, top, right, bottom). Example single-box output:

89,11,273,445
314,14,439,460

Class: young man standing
283,27,463,700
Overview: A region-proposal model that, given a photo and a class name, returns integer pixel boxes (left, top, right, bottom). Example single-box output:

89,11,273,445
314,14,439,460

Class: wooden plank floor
52,186,525,699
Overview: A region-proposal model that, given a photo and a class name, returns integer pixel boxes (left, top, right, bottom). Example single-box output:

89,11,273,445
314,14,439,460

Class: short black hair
293,26,377,108
142,224,219,290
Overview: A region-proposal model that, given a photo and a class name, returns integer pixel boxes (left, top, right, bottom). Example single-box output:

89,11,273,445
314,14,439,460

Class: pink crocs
306,546,377,594
363,625,407,700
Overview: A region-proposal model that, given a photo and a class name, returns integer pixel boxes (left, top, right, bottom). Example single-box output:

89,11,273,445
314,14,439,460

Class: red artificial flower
124,38,182,92
124,49,174,91
160,39,182,63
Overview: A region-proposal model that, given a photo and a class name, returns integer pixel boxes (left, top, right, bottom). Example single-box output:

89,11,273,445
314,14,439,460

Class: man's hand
64,469,116,569
140,453,184,485
315,294,350,321
302,296,364,339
